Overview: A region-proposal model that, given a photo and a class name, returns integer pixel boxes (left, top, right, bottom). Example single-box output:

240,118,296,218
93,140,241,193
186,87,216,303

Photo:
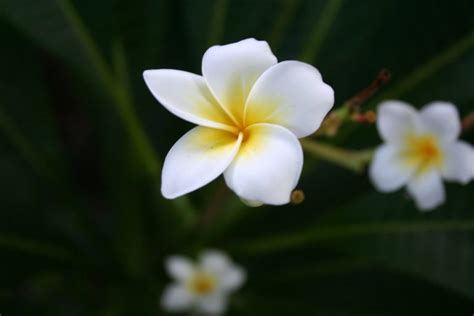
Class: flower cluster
146,38,474,314
144,39,473,211
161,250,245,315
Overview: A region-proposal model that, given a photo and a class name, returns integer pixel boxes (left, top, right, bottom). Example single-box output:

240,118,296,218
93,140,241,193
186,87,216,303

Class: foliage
0,0,474,315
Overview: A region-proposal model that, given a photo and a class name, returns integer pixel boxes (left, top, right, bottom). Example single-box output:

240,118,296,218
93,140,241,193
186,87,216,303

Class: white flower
143,38,334,205
469,146,474,180
161,250,246,315
370,100,474,211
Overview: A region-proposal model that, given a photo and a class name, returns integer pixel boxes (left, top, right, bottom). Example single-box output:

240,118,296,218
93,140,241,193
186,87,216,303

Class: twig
315,69,391,137
462,111,474,133
344,68,391,110
199,182,232,227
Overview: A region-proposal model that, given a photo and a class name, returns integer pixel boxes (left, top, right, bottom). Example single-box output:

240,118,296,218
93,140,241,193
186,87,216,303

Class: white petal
441,141,474,184
407,168,445,211
220,265,246,292
197,294,227,315
165,256,195,281
200,250,231,274
161,127,242,199
419,101,461,142
202,38,277,124
369,144,416,192
199,251,245,292
471,148,474,180
161,284,194,312
143,69,236,132
376,100,420,144
244,61,334,137
224,123,303,205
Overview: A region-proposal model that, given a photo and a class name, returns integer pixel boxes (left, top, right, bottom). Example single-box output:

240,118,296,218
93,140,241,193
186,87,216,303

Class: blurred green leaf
1,0,161,177
1,0,474,314
0,0,109,80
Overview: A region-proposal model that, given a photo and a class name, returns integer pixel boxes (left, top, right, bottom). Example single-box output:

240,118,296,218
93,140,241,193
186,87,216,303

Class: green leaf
1,0,162,176
3,0,474,314
0,0,110,82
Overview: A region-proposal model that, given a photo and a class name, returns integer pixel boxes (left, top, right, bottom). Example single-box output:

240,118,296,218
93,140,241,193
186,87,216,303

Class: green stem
207,0,228,46
169,196,199,226
373,28,474,103
299,0,344,63
58,0,195,216
234,220,474,255
0,107,54,180
112,40,133,99
301,139,373,173
268,0,302,51
56,0,114,92
59,0,158,174
112,46,161,176
0,233,78,262
58,0,160,177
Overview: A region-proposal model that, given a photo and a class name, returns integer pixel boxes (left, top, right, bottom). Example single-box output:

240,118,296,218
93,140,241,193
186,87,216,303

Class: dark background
1,0,474,315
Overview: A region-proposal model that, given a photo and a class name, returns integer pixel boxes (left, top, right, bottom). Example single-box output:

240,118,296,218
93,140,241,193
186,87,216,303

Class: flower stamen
188,272,217,296
403,134,443,171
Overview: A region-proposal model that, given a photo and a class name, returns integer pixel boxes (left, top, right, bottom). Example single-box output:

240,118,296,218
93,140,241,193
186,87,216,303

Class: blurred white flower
144,38,334,205
370,100,474,211
161,250,246,315
470,146,474,181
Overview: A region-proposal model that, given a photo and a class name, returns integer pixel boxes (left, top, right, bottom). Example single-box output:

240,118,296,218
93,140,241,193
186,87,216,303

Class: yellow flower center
402,134,443,171
188,272,217,295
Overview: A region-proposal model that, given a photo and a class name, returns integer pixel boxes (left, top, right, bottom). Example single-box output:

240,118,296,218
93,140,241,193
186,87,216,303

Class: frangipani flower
471,150,474,180
370,100,474,211
144,38,334,205
469,143,474,180
161,250,246,315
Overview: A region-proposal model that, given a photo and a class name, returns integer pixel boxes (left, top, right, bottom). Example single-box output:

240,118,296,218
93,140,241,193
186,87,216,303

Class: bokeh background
1,0,474,315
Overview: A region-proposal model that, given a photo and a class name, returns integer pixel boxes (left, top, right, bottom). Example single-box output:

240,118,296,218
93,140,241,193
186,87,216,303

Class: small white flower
161,250,246,315
370,100,474,211
470,147,474,180
144,38,334,205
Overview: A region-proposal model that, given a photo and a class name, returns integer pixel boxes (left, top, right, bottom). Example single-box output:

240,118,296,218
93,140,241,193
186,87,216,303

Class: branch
199,182,232,227
301,139,373,173
462,111,474,133
316,69,391,137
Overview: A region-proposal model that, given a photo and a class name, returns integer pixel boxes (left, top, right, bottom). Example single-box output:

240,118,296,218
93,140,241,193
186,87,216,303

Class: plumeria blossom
370,100,474,211
143,38,334,205
470,144,474,180
471,150,474,180
161,250,246,315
